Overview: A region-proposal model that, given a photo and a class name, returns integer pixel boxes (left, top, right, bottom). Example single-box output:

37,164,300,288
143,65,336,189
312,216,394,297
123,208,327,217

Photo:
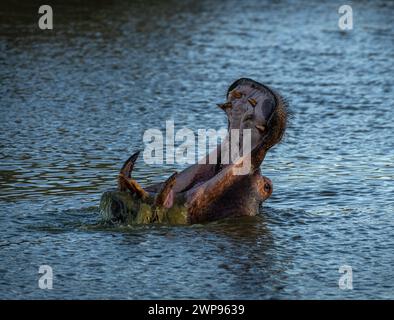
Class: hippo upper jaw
221,78,287,165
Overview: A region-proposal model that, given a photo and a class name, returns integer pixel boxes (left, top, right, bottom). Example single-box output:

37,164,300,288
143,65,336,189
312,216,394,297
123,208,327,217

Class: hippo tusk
154,172,178,208
118,150,140,192
119,151,140,178
118,174,149,200
149,172,179,223
255,124,266,133
118,151,149,199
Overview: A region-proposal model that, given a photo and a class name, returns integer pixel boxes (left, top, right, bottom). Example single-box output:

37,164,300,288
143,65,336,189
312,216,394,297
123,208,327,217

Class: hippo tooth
255,124,266,132
248,98,257,107
217,102,232,110
230,90,243,99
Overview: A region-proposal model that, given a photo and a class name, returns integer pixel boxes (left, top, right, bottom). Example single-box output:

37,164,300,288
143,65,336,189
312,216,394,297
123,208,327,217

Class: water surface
0,0,393,299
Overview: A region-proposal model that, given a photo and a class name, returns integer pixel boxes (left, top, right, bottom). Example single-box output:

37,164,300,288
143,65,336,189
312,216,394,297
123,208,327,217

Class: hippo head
219,78,288,165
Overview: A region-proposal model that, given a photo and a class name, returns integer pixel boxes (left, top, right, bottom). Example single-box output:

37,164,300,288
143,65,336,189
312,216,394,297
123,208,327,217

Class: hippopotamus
99,78,288,225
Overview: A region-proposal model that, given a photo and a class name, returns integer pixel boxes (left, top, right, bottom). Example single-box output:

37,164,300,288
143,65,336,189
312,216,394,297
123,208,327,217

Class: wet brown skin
185,167,273,224
102,78,287,224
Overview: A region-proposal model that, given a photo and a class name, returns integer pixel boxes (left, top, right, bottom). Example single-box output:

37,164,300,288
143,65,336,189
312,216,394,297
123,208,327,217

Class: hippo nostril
264,183,271,193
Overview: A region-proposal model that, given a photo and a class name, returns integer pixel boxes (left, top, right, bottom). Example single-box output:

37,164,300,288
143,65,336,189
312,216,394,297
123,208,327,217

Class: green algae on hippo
99,78,288,225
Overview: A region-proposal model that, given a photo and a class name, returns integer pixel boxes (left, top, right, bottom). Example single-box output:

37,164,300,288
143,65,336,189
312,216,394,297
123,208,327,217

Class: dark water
1,0,393,299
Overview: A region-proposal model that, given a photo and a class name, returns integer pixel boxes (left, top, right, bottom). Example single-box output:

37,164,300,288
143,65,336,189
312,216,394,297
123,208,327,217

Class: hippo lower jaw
99,139,273,225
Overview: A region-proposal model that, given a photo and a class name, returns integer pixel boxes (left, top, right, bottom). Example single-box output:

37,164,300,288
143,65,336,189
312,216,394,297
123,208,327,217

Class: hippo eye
264,183,271,193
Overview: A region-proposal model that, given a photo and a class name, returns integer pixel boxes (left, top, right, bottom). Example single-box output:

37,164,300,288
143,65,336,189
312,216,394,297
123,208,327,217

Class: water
1,0,393,299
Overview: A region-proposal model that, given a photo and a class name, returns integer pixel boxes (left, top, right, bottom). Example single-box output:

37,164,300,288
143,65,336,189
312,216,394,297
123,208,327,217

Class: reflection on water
0,0,393,299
